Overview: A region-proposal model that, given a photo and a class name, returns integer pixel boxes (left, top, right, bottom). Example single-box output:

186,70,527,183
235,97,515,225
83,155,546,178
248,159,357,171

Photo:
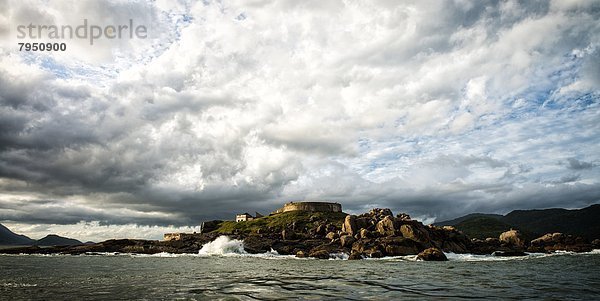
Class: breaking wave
196,236,290,259
198,236,247,255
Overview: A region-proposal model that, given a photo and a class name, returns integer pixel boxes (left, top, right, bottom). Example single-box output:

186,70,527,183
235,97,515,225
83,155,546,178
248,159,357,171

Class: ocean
1,237,599,300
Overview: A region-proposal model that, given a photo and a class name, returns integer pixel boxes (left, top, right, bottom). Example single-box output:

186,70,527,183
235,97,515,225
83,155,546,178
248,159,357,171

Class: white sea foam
198,236,247,256
443,252,539,262
443,250,600,262
329,252,349,260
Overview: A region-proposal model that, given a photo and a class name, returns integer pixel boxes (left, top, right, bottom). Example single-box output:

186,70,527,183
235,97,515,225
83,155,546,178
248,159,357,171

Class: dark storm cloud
566,158,595,170
0,0,599,237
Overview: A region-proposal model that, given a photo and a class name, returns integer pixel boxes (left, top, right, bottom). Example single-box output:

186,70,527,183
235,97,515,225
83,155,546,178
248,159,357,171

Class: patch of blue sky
508,53,583,110
20,53,73,79
39,56,70,79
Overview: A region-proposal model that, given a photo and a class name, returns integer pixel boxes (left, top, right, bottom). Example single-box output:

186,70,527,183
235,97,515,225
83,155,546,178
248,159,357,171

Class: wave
196,236,294,259
198,236,247,256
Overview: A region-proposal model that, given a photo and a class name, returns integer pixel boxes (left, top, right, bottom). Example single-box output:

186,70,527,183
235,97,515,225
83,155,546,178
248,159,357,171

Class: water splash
198,236,247,255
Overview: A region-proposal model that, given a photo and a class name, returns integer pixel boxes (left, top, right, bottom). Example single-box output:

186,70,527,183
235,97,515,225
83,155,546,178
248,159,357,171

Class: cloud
0,0,599,240
566,158,595,170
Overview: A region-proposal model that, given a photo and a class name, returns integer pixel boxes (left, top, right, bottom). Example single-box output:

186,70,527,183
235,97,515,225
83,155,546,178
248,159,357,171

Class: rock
243,236,276,253
396,213,411,221
348,251,363,260
325,231,338,240
295,250,307,258
442,226,456,231
427,225,471,253
315,224,327,236
379,236,423,256
281,229,296,240
528,232,592,253
340,235,356,248
441,240,469,253
417,247,448,261
492,250,527,257
200,220,222,233
499,229,525,248
400,224,430,245
351,239,370,254
354,217,371,230
369,208,393,219
341,215,358,235
592,239,600,249
308,250,330,259
376,216,398,236
359,228,371,239
368,250,384,258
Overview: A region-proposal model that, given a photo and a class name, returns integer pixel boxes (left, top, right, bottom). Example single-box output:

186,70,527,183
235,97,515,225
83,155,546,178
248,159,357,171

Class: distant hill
502,204,600,241
432,213,503,227
0,223,82,247
451,216,515,240
435,204,600,240
36,234,82,246
0,223,35,245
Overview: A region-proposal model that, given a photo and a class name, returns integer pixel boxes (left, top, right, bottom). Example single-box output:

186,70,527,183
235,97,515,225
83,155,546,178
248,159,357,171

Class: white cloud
0,0,599,240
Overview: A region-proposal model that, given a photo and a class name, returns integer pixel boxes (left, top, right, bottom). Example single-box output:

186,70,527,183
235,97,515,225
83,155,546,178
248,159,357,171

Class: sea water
1,237,599,300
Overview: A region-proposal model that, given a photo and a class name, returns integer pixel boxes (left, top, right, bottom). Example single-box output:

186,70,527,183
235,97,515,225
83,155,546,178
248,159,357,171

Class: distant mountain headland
0,224,82,247
434,204,600,241
2,202,599,260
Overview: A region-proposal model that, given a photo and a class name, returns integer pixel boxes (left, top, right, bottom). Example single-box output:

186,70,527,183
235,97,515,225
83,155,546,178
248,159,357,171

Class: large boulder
325,231,338,240
499,229,525,248
368,250,384,258
315,224,327,236
417,247,448,261
396,213,411,221
340,235,356,248
308,250,330,259
351,238,385,257
348,251,363,260
281,229,297,240
341,215,358,235
428,225,472,253
400,223,430,245
369,208,393,219
528,233,592,253
354,217,371,231
376,216,398,236
379,237,423,256
243,236,276,253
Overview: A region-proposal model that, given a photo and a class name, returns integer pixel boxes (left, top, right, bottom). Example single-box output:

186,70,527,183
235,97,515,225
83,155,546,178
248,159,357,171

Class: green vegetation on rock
212,211,348,234
454,217,515,239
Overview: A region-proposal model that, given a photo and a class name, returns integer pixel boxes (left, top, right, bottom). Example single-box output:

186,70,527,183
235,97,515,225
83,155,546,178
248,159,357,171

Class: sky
0,0,599,242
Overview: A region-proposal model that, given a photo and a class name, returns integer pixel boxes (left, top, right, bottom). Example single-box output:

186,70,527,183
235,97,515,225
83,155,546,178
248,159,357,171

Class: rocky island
2,202,598,260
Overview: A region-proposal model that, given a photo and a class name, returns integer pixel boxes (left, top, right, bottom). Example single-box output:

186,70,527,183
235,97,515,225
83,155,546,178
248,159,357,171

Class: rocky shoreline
2,208,598,260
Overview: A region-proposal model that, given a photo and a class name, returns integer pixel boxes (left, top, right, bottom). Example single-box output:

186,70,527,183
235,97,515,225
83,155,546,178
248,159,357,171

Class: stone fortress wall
271,201,342,215
164,233,196,241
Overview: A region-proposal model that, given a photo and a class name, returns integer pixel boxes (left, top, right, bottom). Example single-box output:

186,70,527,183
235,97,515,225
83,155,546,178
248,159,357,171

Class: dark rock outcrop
340,235,355,248
376,216,399,236
528,233,592,253
341,215,358,235
417,247,448,261
499,229,526,248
